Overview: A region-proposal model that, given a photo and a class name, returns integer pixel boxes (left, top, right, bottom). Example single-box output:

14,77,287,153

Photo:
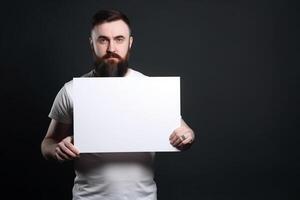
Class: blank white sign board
73,77,181,153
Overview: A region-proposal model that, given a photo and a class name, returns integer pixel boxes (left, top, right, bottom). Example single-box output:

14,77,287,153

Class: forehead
91,20,130,37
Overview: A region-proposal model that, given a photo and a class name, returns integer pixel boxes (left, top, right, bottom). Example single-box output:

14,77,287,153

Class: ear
129,36,133,49
89,37,94,50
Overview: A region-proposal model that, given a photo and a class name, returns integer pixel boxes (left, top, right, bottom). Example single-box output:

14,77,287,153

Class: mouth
106,57,119,61
105,57,120,64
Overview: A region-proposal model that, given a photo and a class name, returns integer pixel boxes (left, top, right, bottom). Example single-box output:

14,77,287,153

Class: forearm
41,138,58,160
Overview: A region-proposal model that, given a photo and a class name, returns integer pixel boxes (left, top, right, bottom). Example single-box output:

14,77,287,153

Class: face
90,20,133,76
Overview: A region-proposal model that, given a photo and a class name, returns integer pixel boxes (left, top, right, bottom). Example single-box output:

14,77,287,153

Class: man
41,9,195,200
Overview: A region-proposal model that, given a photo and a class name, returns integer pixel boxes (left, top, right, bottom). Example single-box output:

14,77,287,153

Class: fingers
169,126,185,143
55,147,72,162
169,128,194,150
169,131,178,144
55,136,80,162
64,140,80,155
171,137,182,146
178,134,193,145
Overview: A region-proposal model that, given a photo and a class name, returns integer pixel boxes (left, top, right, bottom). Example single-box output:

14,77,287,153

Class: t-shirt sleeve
48,85,73,124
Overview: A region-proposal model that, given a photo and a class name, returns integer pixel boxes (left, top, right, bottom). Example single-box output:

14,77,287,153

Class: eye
115,37,125,43
98,37,108,44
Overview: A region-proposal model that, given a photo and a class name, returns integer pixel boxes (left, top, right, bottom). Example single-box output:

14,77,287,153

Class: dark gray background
1,0,298,199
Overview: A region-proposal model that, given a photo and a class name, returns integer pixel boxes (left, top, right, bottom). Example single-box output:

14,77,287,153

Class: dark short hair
91,9,131,34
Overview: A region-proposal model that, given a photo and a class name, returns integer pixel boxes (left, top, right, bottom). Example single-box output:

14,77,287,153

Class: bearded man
41,9,195,200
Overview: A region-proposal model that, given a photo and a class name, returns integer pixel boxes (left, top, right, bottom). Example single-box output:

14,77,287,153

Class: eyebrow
114,35,125,39
97,35,126,40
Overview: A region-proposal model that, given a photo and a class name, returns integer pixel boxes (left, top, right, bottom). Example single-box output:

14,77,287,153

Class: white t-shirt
49,68,157,200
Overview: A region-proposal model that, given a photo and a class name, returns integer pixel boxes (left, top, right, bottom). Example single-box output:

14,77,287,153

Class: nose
107,40,116,53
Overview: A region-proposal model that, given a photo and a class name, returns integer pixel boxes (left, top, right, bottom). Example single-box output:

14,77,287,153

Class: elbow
40,140,48,160
40,138,54,160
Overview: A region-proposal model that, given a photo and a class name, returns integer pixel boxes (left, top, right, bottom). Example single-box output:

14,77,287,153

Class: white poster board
73,77,181,153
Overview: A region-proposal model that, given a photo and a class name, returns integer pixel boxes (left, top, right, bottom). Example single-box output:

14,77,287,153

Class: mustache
102,52,122,60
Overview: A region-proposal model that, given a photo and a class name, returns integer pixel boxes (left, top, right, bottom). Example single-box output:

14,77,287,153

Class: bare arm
41,119,79,162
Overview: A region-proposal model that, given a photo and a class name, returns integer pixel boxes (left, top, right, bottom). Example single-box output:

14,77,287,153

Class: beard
93,51,129,77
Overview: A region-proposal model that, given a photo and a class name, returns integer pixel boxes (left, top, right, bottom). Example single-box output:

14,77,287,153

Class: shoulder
126,68,148,78
63,79,73,95
57,78,74,102
62,70,93,94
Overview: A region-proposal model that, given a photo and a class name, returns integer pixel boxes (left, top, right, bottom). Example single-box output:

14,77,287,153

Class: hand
169,123,195,150
55,136,80,162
